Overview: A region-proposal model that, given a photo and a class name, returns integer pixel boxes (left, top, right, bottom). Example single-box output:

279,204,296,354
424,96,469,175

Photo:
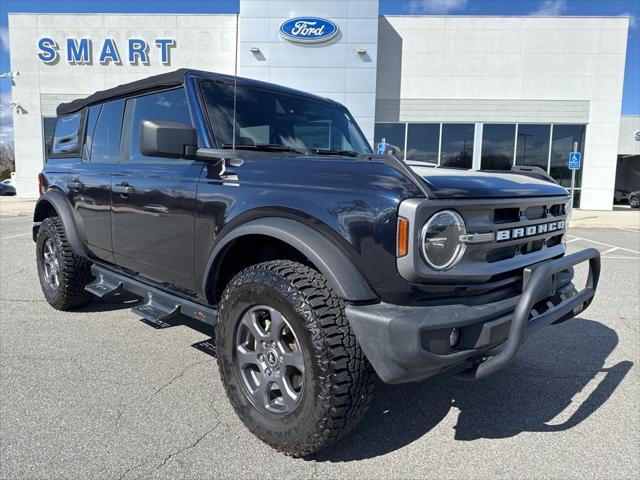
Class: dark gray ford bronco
34,69,600,456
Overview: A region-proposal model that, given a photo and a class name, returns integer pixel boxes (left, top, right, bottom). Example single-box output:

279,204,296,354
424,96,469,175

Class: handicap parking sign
568,152,581,170
377,142,389,155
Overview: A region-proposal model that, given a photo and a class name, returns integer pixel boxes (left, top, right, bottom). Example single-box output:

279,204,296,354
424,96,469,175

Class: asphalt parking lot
1,215,639,480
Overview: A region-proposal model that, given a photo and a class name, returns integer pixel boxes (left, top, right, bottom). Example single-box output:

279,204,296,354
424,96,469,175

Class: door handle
67,180,83,189
113,183,134,194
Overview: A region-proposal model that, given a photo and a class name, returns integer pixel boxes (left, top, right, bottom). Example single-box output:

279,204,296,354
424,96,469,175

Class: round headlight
421,210,466,271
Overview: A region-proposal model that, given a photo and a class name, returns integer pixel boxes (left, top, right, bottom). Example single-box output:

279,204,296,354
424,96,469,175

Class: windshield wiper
221,143,306,154
313,149,360,157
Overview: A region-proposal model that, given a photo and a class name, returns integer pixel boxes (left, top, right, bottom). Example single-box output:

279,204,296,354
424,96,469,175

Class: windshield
200,81,372,155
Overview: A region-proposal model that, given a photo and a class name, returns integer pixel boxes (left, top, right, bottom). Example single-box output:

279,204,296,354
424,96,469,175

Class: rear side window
52,111,83,154
125,88,192,162
90,100,125,163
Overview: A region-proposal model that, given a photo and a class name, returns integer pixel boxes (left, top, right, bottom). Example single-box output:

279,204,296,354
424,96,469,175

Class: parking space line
566,235,640,255
601,255,640,260
602,247,618,255
566,238,580,243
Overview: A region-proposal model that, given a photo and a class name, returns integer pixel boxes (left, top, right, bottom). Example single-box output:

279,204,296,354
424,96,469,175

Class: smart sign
37,37,176,65
279,17,339,43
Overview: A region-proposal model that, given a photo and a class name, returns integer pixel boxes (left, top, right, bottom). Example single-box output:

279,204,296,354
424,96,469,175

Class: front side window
201,81,371,155
52,111,83,154
126,88,192,162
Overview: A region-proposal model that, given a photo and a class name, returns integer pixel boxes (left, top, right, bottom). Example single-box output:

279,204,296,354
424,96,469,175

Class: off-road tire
216,260,375,457
36,216,93,310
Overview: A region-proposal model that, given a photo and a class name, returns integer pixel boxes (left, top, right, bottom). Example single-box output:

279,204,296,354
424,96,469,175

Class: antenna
232,12,239,150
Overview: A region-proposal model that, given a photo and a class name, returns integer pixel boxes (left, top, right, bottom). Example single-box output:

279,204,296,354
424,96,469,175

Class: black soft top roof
56,68,337,116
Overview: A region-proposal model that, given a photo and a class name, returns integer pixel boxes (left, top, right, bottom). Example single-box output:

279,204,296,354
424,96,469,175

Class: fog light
449,328,460,348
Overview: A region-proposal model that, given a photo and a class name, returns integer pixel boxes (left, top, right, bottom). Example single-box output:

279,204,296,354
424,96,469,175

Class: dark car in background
32,69,601,456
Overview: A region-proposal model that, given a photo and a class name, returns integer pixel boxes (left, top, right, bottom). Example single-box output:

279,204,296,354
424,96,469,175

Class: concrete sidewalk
1,196,639,230
570,207,640,230
0,197,36,217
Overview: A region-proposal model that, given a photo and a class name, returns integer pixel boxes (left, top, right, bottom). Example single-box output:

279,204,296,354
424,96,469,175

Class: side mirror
140,119,197,158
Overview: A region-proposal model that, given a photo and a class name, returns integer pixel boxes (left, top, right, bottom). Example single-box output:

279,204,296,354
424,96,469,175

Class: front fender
203,217,378,302
33,190,87,257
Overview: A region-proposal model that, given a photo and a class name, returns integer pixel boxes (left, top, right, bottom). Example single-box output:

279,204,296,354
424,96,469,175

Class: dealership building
6,0,636,209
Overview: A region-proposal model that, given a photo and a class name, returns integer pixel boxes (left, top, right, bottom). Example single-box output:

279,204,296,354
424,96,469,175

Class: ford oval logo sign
279,17,339,44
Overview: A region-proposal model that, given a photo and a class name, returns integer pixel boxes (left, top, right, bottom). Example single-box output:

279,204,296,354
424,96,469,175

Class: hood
409,165,569,199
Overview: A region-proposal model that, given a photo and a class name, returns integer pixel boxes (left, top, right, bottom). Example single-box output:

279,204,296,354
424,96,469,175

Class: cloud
0,92,14,146
407,0,468,15
0,27,9,53
620,12,638,30
531,0,567,16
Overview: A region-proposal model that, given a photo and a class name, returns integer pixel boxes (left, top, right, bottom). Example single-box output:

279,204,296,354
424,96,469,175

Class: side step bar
86,265,218,327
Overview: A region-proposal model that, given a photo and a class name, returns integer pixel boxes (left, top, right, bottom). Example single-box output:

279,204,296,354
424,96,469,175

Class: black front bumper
346,248,601,384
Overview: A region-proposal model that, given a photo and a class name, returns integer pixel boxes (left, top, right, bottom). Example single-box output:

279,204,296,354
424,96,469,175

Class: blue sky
0,0,638,145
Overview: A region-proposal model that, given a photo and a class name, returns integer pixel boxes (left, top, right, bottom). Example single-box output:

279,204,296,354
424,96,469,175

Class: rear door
59,101,123,263
110,87,202,292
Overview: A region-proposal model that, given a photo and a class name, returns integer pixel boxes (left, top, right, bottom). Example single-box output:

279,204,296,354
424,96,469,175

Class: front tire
630,196,639,208
216,260,374,457
36,216,93,310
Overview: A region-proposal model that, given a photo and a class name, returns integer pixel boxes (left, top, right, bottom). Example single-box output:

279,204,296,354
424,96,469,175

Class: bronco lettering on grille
496,220,565,242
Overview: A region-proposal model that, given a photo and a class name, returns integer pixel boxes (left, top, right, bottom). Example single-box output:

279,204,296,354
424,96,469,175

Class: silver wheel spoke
276,376,299,411
236,346,258,367
242,311,270,341
281,347,304,372
252,377,271,409
268,309,285,340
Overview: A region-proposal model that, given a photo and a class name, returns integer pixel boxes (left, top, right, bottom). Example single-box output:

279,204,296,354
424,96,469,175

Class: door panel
110,87,201,292
67,103,122,263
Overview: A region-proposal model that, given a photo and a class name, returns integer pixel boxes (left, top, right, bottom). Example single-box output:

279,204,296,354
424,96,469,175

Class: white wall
238,0,379,143
377,15,629,210
8,13,237,198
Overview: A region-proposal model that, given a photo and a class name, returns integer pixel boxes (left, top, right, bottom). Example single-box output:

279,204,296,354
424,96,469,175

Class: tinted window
42,117,56,160
127,88,192,162
82,105,101,161
52,112,83,154
90,100,125,163
549,124,585,188
481,124,515,170
406,123,439,163
201,82,371,154
374,123,405,157
440,124,474,169
515,124,551,170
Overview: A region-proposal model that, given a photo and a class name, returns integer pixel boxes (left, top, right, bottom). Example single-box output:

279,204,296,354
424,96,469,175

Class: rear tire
216,260,374,457
36,216,93,310
630,196,639,208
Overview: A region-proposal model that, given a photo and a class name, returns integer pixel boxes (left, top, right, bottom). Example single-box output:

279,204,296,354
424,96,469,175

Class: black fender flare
203,217,378,302
33,190,87,257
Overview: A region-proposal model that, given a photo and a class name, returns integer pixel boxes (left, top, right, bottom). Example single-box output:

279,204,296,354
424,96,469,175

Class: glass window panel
42,117,57,161
515,124,550,170
406,123,439,163
549,124,586,188
128,88,192,162
201,81,371,154
82,105,101,161
52,111,83,154
374,123,406,157
481,124,515,170
90,100,125,163
440,123,474,169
